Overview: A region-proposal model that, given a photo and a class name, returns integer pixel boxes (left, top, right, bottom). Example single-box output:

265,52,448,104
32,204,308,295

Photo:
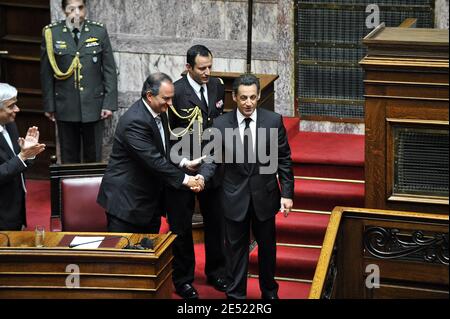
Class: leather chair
60,176,107,232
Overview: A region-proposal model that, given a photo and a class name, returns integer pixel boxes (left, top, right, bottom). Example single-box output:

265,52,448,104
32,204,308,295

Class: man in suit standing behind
200,74,294,299
0,83,46,231
166,45,227,299
41,0,118,163
97,73,203,234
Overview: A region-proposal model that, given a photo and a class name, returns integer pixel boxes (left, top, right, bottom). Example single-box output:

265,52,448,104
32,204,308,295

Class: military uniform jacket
40,20,118,123
168,75,225,188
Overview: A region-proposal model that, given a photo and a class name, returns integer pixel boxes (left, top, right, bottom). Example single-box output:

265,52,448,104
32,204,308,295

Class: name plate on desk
57,235,121,249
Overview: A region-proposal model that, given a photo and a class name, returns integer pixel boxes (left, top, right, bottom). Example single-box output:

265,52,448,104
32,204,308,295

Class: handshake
186,174,205,193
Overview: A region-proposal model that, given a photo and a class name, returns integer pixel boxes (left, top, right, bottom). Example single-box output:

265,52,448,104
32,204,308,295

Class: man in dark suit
200,74,294,299
167,45,227,299
41,0,118,163
0,83,46,231
97,73,203,235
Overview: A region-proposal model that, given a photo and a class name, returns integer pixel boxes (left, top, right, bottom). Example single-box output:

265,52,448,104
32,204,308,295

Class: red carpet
276,212,329,246
24,180,51,231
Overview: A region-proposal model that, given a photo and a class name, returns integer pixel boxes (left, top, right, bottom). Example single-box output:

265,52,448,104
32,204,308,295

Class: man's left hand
101,109,113,120
280,198,293,218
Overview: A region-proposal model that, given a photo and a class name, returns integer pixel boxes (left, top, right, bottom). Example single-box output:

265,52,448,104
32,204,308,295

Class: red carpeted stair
247,117,365,298
275,212,329,246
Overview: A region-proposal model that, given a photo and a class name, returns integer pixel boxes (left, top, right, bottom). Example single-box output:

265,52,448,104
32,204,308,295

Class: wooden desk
0,231,176,299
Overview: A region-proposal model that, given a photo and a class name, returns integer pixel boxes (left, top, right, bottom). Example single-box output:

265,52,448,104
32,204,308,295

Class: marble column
436,0,449,29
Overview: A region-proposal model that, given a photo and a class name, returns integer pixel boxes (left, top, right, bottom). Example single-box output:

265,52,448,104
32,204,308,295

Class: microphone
138,237,154,250
0,233,10,247
69,235,131,249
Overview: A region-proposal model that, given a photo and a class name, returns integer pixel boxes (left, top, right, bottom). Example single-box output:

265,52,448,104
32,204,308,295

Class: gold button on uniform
80,87,84,91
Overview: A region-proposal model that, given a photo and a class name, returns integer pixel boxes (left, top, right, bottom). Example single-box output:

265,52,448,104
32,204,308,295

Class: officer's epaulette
43,21,62,30
86,20,104,28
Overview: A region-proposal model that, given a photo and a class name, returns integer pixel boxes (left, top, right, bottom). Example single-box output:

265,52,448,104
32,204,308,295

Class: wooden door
0,0,53,179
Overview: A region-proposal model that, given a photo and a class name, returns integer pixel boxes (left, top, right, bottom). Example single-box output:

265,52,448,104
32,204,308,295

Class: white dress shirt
236,109,257,152
187,72,209,107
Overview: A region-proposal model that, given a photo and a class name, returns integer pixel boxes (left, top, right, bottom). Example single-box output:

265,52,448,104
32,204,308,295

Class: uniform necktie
243,118,255,173
73,28,80,45
199,86,208,109
155,115,166,152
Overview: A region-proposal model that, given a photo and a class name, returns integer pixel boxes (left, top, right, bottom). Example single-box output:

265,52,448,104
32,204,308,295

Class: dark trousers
224,200,278,299
106,213,161,234
57,120,104,164
165,186,226,289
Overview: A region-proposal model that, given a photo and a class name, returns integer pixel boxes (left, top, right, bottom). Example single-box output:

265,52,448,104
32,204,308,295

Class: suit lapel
229,110,247,174
7,124,20,155
140,101,165,156
58,25,77,51
78,24,91,49
0,124,17,158
207,80,217,116
255,108,266,165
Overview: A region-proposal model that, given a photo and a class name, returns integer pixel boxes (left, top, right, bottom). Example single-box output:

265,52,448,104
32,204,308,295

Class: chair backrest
61,176,107,232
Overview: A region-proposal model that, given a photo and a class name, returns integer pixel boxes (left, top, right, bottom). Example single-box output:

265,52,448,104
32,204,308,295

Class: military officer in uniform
40,0,118,163
166,45,227,299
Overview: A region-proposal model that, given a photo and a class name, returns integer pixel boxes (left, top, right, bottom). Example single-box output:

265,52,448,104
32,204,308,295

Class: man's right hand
45,112,55,122
186,175,205,193
18,126,46,161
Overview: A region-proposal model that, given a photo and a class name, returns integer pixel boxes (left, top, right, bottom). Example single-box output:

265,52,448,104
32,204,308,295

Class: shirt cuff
182,174,190,186
17,155,27,168
179,158,188,168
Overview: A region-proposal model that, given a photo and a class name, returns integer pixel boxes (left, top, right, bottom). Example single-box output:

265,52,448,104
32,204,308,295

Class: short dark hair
232,73,260,95
187,45,212,68
141,72,173,99
62,0,87,10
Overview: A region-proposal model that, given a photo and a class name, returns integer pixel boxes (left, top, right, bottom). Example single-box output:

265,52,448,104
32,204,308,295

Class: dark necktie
155,115,166,153
243,117,255,173
199,86,208,110
73,28,80,45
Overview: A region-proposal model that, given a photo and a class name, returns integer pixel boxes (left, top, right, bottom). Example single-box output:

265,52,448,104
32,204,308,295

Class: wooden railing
310,207,449,299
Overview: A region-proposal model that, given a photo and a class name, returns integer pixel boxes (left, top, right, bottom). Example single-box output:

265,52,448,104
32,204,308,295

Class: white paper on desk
70,236,105,249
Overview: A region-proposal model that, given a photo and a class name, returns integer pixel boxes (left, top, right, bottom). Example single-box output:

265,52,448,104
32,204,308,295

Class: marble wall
436,0,449,29
50,0,293,158
49,0,448,150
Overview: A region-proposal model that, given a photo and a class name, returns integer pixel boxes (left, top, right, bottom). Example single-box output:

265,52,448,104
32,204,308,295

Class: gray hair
0,83,17,109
